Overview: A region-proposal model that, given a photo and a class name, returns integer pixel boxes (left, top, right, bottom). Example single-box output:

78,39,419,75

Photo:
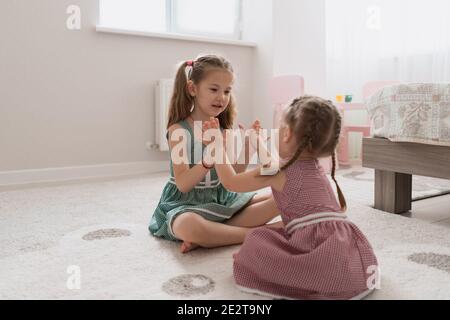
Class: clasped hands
201,117,269,167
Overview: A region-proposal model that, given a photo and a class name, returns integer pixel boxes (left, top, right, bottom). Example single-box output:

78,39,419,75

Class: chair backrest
269,75,305,105
268,75,305,129
362,81,401,100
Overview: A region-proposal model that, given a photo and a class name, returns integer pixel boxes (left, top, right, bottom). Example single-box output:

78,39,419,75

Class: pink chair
268,75,305,129
336,101,372,167
337,80,401,166
268,75,333,173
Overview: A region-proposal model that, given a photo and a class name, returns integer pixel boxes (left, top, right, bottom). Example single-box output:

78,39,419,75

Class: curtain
326,0,450,101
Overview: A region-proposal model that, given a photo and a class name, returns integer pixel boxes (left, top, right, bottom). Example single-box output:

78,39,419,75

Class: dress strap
166,119,192,141
178,119,193,134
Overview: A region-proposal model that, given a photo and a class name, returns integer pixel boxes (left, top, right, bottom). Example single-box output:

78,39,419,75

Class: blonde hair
167,54,237,129
280,95,347,211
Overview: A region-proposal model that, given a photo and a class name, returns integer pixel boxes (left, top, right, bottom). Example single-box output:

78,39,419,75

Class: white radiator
154,79,174,152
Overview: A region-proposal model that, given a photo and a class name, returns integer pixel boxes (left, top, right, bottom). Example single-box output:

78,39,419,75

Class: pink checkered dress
233,159,378,300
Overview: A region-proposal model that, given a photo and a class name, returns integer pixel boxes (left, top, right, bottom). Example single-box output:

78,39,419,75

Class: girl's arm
214,133,283,193
215,162,279,193
228,121,266,174
217,124,253,174
168,124,211,193
231,133,256,174
204,118,284,193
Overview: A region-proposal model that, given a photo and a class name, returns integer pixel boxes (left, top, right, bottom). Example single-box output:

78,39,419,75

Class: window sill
96,26,257,48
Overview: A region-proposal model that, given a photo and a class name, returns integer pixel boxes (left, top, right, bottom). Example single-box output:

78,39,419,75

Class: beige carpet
1,171,450,299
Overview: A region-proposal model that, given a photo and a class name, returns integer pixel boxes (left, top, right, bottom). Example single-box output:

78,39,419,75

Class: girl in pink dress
206,95,379,300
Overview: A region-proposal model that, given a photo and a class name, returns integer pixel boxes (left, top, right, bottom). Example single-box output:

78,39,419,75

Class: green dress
149,119,256,241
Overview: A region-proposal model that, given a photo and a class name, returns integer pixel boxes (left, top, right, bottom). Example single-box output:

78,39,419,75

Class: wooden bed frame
362,137,450,214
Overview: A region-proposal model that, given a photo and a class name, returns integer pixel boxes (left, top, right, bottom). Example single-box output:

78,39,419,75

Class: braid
328,104,346,212
280,142,305,171
281,95,347,212
331,153,347,211
332,107,342,150
279,98,318,171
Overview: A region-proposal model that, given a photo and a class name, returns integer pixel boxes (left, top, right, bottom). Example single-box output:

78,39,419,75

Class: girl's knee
172,212,206,241
248,193,271,205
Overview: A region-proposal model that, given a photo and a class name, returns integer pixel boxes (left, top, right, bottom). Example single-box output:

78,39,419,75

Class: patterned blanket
366,83,450,146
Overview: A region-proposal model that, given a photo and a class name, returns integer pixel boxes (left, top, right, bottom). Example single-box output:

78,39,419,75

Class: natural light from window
173,0,239,37
99,0,241,39
99,0,166,33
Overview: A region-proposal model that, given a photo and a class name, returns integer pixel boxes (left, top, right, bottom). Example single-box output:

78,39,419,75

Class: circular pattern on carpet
82,228,131,241
408,252,450,274
162,274,215,297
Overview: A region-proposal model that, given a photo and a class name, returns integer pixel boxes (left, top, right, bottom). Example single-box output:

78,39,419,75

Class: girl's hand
239,120,269,152
203,117,220,130
238,119,261,135
202,117,221,146
202,117,222,167
250,119,261,133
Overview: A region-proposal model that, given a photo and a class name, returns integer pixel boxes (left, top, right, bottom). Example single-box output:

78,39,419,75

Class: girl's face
189,69,233,118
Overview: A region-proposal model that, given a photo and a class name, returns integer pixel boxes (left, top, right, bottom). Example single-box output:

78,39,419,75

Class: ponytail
167,61,195,129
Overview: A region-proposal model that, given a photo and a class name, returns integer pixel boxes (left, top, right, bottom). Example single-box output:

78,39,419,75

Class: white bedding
366,83,450,146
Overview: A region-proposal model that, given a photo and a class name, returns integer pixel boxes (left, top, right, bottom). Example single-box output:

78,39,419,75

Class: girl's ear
187,80,196,97
282,126,293,143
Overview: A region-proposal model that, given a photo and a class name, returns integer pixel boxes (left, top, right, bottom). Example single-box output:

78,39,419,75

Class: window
99,0,242,40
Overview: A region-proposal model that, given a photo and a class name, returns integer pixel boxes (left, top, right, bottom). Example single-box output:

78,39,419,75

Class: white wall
0,0,335,183
243,0,274,129
0,0,255,173
273,0,327,97
242,0,329,129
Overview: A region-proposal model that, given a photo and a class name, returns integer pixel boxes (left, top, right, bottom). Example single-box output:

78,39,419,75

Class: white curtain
326,0,450,101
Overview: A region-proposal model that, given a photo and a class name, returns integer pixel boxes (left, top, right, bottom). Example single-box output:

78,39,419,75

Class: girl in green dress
149,54,280,253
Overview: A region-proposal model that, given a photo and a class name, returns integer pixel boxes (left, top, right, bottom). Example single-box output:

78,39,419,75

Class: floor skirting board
0,161,168,188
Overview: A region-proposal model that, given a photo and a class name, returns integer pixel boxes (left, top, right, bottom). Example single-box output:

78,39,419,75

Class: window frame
99,0,243,41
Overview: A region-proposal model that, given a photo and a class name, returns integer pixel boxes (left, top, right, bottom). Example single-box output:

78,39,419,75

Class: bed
362,83,450,213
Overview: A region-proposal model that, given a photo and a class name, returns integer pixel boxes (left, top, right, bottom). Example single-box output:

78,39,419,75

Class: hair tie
185,60,195,80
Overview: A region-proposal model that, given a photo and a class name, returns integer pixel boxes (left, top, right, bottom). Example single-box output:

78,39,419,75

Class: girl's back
272,159,341,225
233,161,377,300
210,95,378,299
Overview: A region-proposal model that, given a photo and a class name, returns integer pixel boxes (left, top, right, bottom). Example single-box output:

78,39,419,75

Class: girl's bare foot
180,241,200,254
